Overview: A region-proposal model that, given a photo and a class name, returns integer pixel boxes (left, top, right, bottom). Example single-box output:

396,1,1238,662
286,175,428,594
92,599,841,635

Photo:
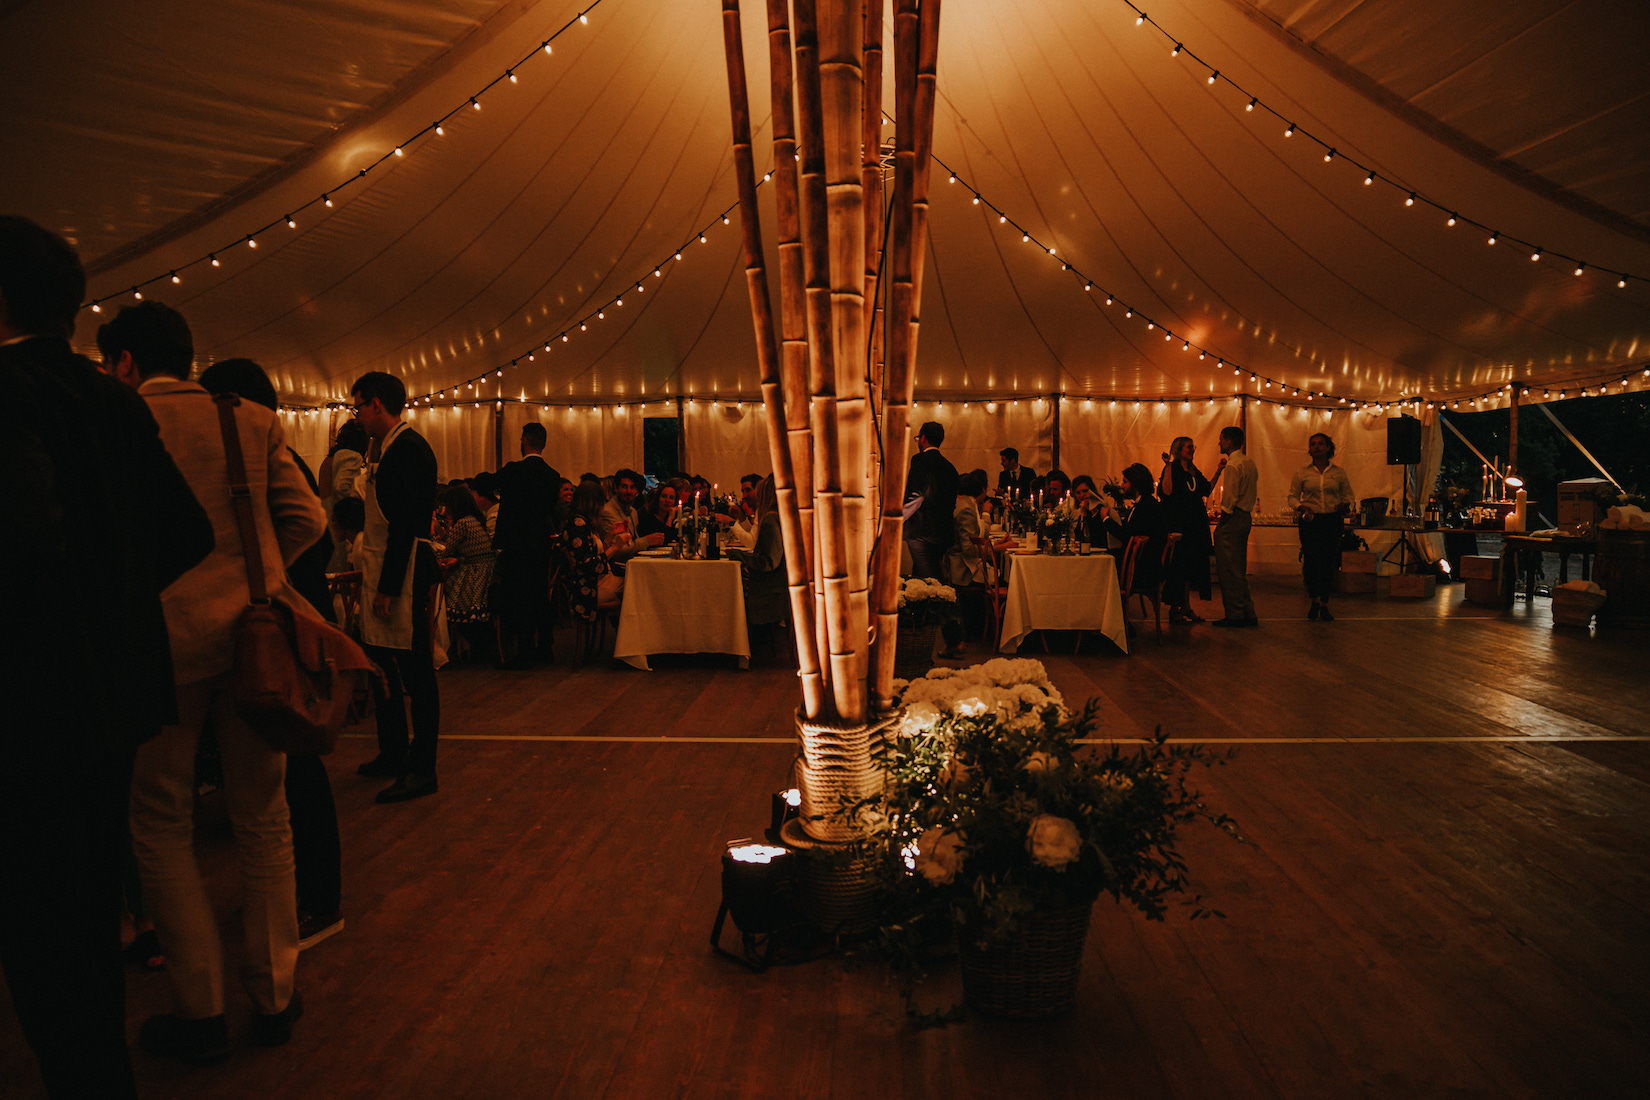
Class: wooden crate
1464,577,1501,606
1460,555,1499,580
1337,571,1376,594
1389,574,1437,599
1558,478,1610,527
1340,550,1379,574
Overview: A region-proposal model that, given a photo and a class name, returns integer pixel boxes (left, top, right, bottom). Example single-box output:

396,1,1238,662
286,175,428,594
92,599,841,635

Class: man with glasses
350,373,442,803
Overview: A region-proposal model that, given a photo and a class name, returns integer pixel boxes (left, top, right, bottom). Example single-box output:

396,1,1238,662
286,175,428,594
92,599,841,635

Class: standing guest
599,468,662,571
435,484,498,655
332,496,366,572
1288,432,1356,621
469,470,500,538
198,359,346,952
100,301,324,1063
903,421,959,580
0,217,212,1099
997,447,1037,500
321,419,368,571
493,422,562,669
350,371,442,804
1158,435,1214,624
942,468,999,652
1210,426,1259,627
565,481,624,620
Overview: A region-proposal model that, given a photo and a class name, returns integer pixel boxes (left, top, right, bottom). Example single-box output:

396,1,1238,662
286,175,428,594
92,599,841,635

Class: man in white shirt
1211,425,1259,627
1287,432,1356,621
598,468,661,572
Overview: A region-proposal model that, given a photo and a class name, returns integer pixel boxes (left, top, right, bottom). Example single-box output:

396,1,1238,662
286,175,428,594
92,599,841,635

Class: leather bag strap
214,395,270,604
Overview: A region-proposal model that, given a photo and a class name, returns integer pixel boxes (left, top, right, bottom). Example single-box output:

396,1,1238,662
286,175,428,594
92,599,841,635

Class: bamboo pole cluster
721,0,941,725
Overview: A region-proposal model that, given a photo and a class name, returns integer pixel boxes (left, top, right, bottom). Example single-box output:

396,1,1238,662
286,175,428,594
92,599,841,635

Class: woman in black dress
1157,436,1213,623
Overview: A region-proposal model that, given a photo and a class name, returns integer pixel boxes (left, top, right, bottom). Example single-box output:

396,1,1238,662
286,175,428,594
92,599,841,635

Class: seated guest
469,471,500,538
434,484,496,645
565,481,624,619
1064,474,1110,544
687,474,715,512
556,477,575,528
598,468,662,572
723,473,763,550
943,468,999,652
997,447,1037,499
638,483,680,543
1104,463,1171,594
729,475,786,628
1039,468,1070,508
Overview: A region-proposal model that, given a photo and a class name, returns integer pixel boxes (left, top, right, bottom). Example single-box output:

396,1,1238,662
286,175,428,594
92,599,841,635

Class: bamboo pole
861,0,886,604
869,0,940,710
821,0,869,723
765,0,825,716
793,0,857,722
721,0,825,719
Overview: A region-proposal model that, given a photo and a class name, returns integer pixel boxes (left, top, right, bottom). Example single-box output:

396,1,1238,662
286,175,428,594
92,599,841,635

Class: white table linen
613,557,750,670
998,552,1128,655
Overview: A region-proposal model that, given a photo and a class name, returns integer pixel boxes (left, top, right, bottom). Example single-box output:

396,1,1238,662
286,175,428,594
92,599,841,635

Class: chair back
1120,536,1148,594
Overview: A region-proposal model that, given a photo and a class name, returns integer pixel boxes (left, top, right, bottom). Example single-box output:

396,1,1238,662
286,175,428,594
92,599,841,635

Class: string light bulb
1446,213,1456,226
1531,248,1541,261
1171,43,1182,56
1574,263,1585,276
1284,123,1295,137
1324,149,1335,162
508,70,517,83
210,254,219,267
1207,71,1218,84
1487,231,1497,245
1245,97,1256,111
1364,172,1374,185
323,194,333,207
285,217,296,228
470,98,480,110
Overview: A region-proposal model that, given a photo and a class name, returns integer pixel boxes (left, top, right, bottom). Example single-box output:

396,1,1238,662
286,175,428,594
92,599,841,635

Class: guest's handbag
216,396,378,754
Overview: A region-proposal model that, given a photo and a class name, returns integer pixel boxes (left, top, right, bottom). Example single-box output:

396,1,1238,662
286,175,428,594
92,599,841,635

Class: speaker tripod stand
1379,466,1417,573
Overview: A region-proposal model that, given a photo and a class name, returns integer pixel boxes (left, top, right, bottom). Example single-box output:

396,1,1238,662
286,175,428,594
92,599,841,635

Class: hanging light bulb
471,98,480,110
210,254,219,267
1531,248,1542,261
1171,43,1182,56
393,147,403,157
324,193,334,207
1487,231,1497,245
1364,172,1374,185
1574,263,1585,276
1405,192,1415,207
1245,97,1256,111
1446,213,1457,226
1323,149,1335,162
543,40,552,54
1284,123,1295,137
508,70,517,83
1207,71,1218,85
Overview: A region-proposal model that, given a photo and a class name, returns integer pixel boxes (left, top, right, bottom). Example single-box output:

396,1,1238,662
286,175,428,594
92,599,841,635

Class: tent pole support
493,403,504,472
1509,387,1519,476
677,396,688,475
1051,392,1060,474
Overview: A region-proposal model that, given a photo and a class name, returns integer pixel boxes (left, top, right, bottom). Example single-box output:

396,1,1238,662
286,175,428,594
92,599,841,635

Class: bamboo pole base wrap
780,817,880,935
957,902,1094,1018
794,708,895,843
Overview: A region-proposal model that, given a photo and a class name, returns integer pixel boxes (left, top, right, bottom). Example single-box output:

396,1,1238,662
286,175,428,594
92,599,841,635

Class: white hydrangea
894,658,1067,726
898,576,958,607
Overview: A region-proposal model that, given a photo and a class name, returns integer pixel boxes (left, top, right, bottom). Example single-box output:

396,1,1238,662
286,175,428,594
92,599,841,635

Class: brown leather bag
216,396,377,754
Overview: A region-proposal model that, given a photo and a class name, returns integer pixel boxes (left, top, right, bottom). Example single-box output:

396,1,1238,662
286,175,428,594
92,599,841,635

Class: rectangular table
997,552,1129,656
613,556,750,671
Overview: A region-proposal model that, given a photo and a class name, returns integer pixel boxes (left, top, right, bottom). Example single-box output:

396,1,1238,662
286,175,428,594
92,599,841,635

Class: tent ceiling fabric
5,0,1648,407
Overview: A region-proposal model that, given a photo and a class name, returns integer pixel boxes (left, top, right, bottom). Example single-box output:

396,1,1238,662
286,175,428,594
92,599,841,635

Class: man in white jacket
101,302,325,1065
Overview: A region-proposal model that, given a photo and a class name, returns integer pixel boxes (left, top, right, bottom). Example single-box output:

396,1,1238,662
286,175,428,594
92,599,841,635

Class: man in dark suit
493,421,562,669
0,216,213,1098
903,420,959,581
350,371,442,804
996,447,1037,500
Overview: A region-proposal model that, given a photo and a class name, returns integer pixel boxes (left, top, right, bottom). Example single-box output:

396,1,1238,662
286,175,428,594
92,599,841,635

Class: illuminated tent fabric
4,0,1644,527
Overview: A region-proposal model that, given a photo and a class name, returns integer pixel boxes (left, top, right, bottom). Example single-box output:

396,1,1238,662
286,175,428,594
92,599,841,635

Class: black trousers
366,560,441,777
498,548,553,659
1299,513,1344,599
285,754,341,916
0,744,139,1099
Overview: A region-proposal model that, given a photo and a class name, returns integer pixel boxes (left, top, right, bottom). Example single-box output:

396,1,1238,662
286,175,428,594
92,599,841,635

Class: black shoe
1308,604,1321,620
139,1013,231,1066
252,991,304,1048
356,755,402,778
1318,605,1335,622
376,773,438,804
297,911,344,951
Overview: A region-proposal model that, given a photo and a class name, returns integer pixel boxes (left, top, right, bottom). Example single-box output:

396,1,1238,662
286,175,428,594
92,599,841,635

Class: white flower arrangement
896,576,958,608
894,657,1066,739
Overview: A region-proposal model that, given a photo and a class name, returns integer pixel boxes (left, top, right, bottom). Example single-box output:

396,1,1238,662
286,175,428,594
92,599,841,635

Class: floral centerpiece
1038,509,1072,553
863,659,1238,1017
1004,496,1037,535
675,510,711,558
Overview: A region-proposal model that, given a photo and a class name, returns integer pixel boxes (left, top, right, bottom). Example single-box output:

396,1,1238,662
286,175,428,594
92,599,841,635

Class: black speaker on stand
1383,416,1423,572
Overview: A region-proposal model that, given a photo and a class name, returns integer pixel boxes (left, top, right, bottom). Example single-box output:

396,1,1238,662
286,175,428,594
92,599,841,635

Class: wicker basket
780,818,879,934
957,902,1094,1018
893,621,940,681
1551,587,1606,627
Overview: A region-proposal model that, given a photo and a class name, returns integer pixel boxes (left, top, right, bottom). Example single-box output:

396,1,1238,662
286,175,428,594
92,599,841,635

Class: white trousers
130,673,297,1018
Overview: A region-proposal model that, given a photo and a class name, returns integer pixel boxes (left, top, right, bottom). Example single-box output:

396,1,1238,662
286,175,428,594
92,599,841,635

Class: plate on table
636,548,672,557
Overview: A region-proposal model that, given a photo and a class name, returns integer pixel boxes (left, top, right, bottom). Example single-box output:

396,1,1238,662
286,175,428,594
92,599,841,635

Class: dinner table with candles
612,552,751,670
995,536,1129,655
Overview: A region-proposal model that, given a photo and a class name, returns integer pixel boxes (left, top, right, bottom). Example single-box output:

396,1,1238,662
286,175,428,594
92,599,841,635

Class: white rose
1026,814,1082,870
914,827,967,885
902,701,941,734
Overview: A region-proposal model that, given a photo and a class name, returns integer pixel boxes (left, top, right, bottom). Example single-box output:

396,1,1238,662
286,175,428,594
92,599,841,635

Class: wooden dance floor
5,577,1648,1098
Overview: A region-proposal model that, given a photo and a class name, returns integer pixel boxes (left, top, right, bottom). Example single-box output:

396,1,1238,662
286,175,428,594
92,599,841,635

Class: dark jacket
493,453,562,558
997,465,1037,499
374,425,437,597
1106,494,1169,591
905,447,959,545
1,335,213,758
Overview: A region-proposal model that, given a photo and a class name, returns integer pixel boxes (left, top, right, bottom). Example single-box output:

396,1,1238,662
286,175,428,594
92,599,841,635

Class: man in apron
349,372,442,803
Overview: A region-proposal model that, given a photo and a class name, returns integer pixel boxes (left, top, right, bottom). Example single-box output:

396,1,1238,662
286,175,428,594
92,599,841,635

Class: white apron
357,422,420,650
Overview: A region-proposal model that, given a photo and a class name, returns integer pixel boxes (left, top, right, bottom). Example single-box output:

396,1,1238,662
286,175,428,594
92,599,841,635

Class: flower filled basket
862,659,1237,1018
894,577,960,680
